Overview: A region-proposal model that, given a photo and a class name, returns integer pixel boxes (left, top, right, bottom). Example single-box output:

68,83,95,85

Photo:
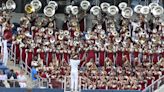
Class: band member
69,52,80,92
2,37,8,66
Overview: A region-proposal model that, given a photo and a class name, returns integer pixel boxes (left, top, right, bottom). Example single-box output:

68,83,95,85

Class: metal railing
8,47,49,88
0,79,22,88
142,75,164,92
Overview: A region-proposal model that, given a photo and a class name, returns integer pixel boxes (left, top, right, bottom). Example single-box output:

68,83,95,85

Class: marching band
0,0,164,90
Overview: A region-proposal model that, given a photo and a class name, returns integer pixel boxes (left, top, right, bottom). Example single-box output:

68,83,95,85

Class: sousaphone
134,5,143,14
25,4,35,14
108,5,119,16
30,0,42,12
149,3,158,12
100,2,110,12
48,1,58,10
140,6,150,15
65,5,72,14
152,6,163,17
80,0,90,10
121,7,133,19
118,2,127,11
90,6,101,16
6,0,16,10
71,6,79,15
44,5,55,17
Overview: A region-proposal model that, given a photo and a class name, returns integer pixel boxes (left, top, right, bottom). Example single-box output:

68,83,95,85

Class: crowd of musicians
0,0,164,90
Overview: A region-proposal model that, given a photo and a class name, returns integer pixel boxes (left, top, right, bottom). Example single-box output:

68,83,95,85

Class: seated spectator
7,69,17,79
7,69,19,87
17,70,27,88
0,70,7,87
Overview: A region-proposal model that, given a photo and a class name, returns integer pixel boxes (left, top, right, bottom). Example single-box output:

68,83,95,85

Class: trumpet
48,28,53,35
74,31,80,37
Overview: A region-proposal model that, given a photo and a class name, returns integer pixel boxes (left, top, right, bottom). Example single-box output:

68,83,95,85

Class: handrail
142,75,164,92
0,79,26,88
8,47,49,88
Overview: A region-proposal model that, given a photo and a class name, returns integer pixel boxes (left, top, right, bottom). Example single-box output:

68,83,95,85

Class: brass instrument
134,5,143,14
30,0,42,12
90,6,101,16
44,5,55,17
65,5,72,14
6,0,16,10
48,1,58,10
149,3,158,12
140,6,150,15
48,28,53,35
121,7,133,19
74,31,80,37
108,5,119,16
80,0,90,10
118,2,127,11
152,6,163,17
71,6,79,15
100,2,110,12
25,4,35,14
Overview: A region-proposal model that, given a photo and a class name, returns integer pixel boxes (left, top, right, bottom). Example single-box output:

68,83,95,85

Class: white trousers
71,70,78,91
3,53,8,66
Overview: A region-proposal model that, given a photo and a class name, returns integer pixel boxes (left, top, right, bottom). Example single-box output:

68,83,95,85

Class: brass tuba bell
80,0,90,10
100,2,110,12
6,0,16,10
118,2,127,11
25,4,35,14
71,6,79,15
152,6,163,17
134,5,143,14
30,0,42,12
65,5,72,14
44,5,55,17
149,3,159,12
90,6,101,16
48,1,58,10
48,28,53,35
108,5,119,16
121,7,133,19
140,6,150,15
